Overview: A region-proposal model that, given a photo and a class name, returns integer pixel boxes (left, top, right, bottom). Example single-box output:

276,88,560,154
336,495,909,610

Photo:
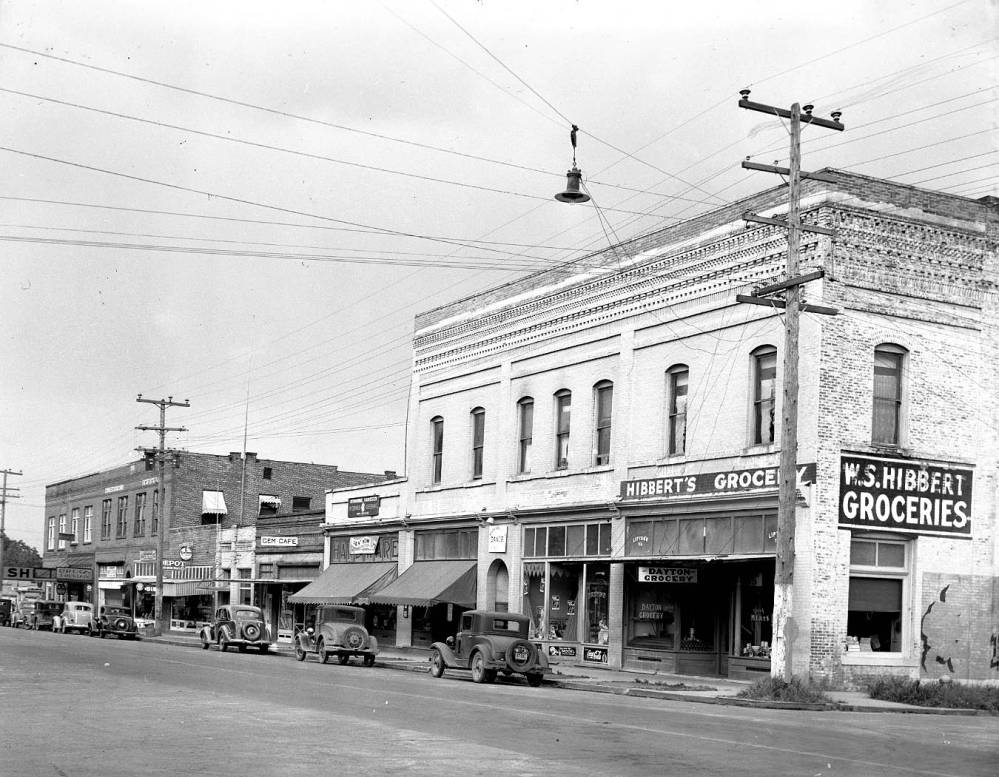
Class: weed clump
867,676,999,711
737,676,830,704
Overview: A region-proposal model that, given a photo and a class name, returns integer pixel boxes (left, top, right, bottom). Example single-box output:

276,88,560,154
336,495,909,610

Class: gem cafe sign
620,463,816,501
839,453,973,537
260,536,299,547
638,566,697,584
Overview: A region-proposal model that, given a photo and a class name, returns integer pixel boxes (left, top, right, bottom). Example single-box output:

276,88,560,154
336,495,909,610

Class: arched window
666,364,689,455
516,397,534,474
593,380,613,466
751,346,777,445
430,416,444,484
470,407,485,480
873,344,907,446
554,389,572,470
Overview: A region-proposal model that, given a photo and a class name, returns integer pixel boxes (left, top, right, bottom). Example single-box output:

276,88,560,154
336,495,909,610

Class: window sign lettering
349,536,378,554
638,566,697,583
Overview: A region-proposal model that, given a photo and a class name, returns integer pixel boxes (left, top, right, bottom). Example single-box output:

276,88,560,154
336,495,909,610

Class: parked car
294,605,378,666
0,597,14,627
14,599,63,630
91,606,139,639
429,610,548,686
54,601,94,634
200,605,271,653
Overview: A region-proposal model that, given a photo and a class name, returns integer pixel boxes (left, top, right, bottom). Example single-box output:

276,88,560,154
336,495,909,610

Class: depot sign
838,454,973,537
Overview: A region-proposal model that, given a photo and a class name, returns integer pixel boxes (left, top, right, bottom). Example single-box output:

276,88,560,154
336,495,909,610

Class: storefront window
585,565,609,644
546,564,579,641
847,538,905,653
628,584,676,648
737,569,773,657
522,562,545,639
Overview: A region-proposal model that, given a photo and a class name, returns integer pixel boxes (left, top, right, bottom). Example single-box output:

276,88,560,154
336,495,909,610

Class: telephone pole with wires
0,468,23,595
136,394,189,636
736,90,843,680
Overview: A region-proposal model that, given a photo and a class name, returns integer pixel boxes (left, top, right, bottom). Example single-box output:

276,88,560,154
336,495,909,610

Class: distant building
43,451,394,633
305,170,998,686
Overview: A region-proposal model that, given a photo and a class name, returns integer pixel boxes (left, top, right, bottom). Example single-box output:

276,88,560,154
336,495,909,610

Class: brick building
314,170,998,686
43,451,391,633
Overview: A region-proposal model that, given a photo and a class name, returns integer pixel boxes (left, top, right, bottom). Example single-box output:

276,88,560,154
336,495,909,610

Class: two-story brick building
43,451,391,632
310,170,998,687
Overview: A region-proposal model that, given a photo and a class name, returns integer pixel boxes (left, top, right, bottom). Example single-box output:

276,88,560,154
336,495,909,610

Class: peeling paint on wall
920,584,955,673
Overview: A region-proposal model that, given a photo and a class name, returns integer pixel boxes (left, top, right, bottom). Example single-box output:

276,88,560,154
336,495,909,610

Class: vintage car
200,605,272,653
294,605,378,666
54,601,94,634
429,610,548,686
91,606,139,639
0,597,13,627
14,599,63,630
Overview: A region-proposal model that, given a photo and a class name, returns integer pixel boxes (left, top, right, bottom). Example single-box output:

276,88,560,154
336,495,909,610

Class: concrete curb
146,637,993,715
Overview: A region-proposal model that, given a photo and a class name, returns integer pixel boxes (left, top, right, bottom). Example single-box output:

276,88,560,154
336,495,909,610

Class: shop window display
546,564,579,641
737,571,773,658
628,585,676,648
585,566,609,644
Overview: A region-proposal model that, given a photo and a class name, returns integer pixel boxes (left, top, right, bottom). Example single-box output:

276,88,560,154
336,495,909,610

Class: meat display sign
839,454,973,537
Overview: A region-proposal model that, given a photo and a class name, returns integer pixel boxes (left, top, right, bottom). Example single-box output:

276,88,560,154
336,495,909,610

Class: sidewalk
142,632,982,715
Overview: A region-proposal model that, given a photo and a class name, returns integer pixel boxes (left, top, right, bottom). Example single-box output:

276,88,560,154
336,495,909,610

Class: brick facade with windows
331,170,997,686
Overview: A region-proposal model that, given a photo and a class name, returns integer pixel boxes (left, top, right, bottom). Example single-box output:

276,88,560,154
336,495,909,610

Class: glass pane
627,520,653,556
764,513,778,551
876,543,905,568
598,523,611,555
547,525,566,556
678,518,703,554
585,524,599,555
523,528,536,558
704,516,734,554
850,540,876,566
654,519,678,555
547,564,579,641
585,564,610,643
733,515,764,554
566,524,585,556
848,577,902,611
847,577,903,653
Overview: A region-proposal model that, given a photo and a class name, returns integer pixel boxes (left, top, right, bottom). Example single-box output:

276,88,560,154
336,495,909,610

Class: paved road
0,627,995,777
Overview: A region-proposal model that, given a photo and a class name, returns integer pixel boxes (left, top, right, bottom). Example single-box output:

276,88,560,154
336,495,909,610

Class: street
0,628,995,777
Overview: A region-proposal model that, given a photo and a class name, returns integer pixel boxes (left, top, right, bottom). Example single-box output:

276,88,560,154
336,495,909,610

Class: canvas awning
202,490,228,516
287,562,397,605
368,560,477,608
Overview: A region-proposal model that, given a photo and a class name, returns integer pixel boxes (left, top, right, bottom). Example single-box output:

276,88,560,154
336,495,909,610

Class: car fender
318,624,340,647
429,641,460,668
198,625,212,643
367,634,379,654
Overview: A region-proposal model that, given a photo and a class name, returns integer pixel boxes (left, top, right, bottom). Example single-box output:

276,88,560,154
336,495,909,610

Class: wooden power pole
136,394,189,636
737,91,843,680
0,468,23,594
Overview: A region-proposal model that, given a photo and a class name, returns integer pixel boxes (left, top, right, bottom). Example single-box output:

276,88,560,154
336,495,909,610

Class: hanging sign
487,524,508,553
638,566,697,583
349,536,378,555
838,454,973,537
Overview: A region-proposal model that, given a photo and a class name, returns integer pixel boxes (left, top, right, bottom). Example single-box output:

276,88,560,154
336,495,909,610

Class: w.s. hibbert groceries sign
621,463,815,500
839,454,972,537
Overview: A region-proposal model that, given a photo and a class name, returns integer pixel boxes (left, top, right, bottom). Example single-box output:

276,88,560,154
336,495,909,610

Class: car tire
429,648,446,678
337,654,350,665
470,651,489,684
526,673,543,688
363,654,375,668
317,639,329,664
294,640,307,662
340,625,366,650
201,634,210,650
505,639,537,674
219,631,230,652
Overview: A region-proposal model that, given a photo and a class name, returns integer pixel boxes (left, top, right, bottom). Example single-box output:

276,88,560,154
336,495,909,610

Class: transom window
414,528,477,560
872,344,906,446
523,522,612,558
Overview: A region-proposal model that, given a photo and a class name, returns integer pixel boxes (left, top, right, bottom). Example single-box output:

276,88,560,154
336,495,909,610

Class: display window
625,565,718,652
546,564,579,640
736,569,773,658
846,536,907,653
522,559,609,646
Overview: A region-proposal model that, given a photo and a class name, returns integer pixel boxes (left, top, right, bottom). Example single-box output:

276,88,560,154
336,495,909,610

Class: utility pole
136,394,189,636
737,91,843,680
0,468,23,595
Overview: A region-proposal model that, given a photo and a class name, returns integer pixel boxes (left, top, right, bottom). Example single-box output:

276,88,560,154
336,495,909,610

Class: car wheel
505,638,537,674
337,654,350,665
470,651,489,684
294,640,306,662
363,654,375,668
317,639,329,664
526,673,543,687
429,648,446,678
201,634,210,650
218,632,230,652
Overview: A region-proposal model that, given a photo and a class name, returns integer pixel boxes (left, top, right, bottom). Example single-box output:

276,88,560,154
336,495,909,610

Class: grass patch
867,677,999,711
737,676,830,704
633,678,716,691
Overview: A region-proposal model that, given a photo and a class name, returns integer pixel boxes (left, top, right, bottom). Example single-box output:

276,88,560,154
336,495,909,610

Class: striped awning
202,490,228,516
368,560,477,608
288,562,397,605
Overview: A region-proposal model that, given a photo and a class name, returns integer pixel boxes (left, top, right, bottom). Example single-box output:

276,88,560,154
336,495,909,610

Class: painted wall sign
139,550,157,561
104,484,124,494
347,495,381,518
3,566,94,582
260,536,299,547
637,566,697,583
583,646,609,663
487,524,508,553
161,559,186,569
620,463,816,501
349,535,378,555
839,454,973,537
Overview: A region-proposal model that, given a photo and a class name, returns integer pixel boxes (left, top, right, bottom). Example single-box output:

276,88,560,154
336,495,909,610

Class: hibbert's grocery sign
838,454,972,537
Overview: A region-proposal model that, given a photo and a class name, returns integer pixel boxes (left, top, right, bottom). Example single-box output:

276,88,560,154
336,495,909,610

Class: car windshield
233,608,260,620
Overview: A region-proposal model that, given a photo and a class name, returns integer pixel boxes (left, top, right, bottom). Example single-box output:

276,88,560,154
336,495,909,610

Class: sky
1,0,995,550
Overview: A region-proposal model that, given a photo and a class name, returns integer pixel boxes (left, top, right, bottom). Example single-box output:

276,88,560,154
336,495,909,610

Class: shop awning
368,560,477,608
287,562,397,605
202,490,228,515
162,580,216,597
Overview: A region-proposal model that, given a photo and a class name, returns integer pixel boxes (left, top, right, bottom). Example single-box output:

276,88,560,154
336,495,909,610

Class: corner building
327,171,998,687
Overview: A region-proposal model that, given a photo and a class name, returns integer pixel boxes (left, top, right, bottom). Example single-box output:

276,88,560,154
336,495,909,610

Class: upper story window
414,528,477,560
430,416,444,484
58,514,67,550
101,499,113,541
593,381,613,466
150,490,159,535
666,364,689,456
83,505,93,544
517,397,534,474
115,496,129,539
258,494,281,517
751,346,777,446
848,537,908,654
292,496,311,512
70,508,79,545
47,516,56,551
872,344,906,446
262,466,273,480
554,389,572,470
133,492,147,537
471,407,485,480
